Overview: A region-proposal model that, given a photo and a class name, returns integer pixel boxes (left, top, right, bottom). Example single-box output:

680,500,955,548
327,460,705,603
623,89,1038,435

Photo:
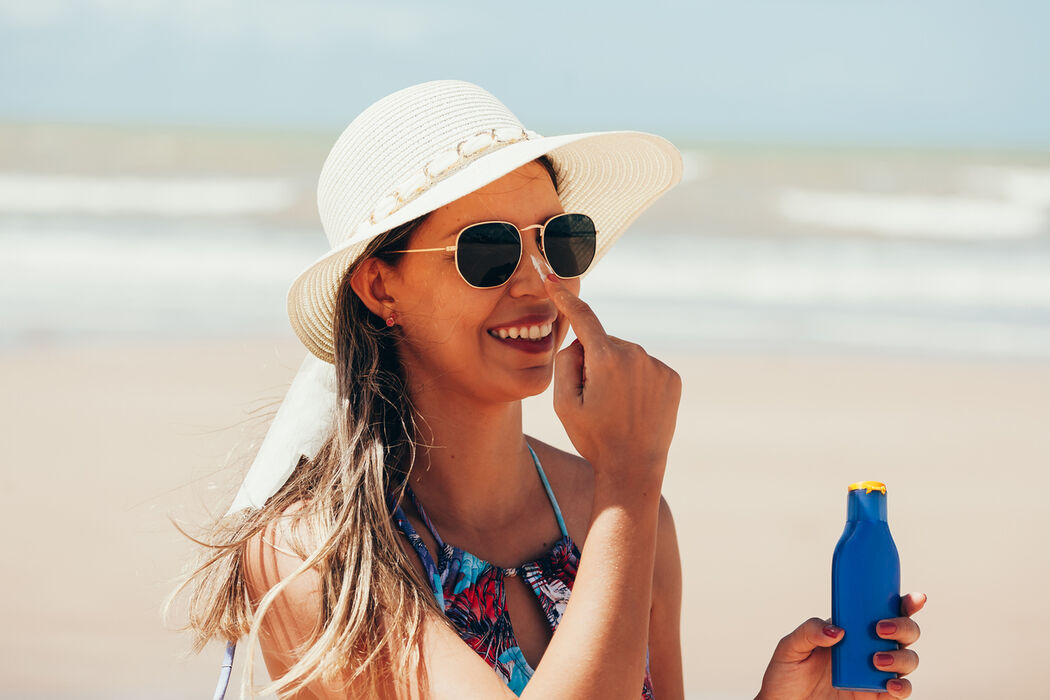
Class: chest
397,507,577,671
390,445,594,674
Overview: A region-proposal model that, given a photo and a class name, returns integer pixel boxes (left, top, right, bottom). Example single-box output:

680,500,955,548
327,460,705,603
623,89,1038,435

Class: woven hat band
318,81,531,249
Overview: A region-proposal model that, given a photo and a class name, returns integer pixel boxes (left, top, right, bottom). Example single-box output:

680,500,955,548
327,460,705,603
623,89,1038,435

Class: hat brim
288,130,682,363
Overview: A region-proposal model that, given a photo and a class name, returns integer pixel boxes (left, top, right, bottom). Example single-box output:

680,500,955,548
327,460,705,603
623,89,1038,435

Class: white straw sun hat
227,79,682,514
290,79,682,363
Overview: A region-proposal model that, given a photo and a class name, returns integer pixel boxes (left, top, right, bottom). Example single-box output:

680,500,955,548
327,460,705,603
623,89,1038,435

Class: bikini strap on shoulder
528,443,569,539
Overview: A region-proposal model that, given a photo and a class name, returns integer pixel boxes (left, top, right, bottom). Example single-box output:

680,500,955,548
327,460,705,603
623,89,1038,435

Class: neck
404,382,541,538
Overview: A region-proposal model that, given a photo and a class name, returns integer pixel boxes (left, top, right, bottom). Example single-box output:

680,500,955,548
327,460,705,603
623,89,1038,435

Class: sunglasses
391,212,597,289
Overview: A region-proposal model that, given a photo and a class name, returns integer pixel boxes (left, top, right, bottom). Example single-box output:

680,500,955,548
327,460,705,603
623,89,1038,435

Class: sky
2,0,1049,148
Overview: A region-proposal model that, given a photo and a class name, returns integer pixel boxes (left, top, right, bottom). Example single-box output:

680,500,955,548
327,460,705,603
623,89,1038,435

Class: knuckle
587,343,612,362
623,343,646,361
651,357,680,381
554,346,575,364
804,617,826,641
667,368,682,391
888,618,920,644
792,617,821,645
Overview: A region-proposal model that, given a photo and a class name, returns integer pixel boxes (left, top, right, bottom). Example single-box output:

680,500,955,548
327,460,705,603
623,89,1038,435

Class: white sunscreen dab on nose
529,254,553,281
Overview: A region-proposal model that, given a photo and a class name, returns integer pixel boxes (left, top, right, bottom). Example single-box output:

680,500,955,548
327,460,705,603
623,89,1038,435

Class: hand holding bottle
754,592,925,700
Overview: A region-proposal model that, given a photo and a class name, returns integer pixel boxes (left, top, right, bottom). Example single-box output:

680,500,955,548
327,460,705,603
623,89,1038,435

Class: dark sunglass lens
457,222,521,287
543,214,596,278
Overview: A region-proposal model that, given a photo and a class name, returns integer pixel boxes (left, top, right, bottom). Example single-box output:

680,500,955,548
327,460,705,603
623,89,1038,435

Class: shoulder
242,502,515,699
242,501,325,683
527,436,593,492
525,436,680,579
525,436,594,542
243,500,318,601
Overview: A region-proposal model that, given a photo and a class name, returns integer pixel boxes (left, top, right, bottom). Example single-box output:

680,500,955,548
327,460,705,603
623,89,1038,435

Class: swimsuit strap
407,443,569,543
528,443,569,539
406,485,445,547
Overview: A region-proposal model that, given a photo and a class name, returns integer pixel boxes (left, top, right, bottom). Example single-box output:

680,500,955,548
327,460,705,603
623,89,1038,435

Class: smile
487,321,554,341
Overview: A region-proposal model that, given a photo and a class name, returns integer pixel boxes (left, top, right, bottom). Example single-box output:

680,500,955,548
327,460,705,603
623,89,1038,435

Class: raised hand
543,274,681,493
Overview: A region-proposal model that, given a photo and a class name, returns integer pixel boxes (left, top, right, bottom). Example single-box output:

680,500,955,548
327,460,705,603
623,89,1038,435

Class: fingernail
822,624,842,638
875,653,894,667
546,272,560,283
887,680,903,692
877,621,897,635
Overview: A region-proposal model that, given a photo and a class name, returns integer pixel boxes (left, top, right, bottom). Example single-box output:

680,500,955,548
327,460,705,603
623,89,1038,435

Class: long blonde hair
166,217,449,698
168,156,558,698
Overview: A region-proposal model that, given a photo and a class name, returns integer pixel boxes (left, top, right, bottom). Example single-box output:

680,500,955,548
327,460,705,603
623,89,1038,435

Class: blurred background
2,1,1047,698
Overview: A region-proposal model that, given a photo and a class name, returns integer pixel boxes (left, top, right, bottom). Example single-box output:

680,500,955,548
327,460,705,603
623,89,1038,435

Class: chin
494,363,555,402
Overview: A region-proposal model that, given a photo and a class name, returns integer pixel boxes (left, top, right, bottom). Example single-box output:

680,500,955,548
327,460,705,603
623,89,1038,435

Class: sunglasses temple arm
388,246,458,254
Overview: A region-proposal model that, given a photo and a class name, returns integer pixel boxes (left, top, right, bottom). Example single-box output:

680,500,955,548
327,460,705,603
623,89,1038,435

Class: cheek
402,275,496,342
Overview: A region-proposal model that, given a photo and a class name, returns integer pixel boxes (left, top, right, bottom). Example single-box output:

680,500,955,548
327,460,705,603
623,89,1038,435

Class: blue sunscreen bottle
831,481,900,692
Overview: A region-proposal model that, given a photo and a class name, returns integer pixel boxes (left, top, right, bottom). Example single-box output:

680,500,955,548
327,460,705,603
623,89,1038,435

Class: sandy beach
3,3,1049,696
2,336,1047,699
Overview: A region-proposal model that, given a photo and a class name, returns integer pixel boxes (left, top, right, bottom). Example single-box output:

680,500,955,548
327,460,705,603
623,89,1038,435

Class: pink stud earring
385,311,398,327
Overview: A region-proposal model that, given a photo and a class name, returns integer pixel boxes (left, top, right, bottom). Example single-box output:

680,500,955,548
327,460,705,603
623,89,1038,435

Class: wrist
592,469,663,504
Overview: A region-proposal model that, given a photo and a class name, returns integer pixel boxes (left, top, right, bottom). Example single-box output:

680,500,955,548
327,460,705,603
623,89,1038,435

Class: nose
506,228,548,297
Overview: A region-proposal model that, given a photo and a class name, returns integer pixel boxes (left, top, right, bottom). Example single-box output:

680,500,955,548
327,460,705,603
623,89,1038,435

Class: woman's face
385,160,581,403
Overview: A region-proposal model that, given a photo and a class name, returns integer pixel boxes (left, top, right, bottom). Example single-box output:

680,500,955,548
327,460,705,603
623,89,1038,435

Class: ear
349,257,398,322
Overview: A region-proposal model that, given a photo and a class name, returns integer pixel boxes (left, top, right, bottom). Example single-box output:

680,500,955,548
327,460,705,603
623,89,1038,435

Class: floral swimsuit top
387,445,655,698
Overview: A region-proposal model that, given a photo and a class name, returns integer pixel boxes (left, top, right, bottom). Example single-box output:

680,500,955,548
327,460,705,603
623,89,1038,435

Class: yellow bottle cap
848,481,887,495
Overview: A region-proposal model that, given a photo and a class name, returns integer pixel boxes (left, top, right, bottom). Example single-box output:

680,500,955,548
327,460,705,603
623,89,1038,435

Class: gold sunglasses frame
389,212,596,289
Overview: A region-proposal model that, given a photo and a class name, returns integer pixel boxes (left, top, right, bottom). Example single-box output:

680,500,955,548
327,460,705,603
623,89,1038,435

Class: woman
175,81,923,699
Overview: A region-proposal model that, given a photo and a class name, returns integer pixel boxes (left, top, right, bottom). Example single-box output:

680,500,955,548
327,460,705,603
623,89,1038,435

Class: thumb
552,338,585,412
773,618,844,664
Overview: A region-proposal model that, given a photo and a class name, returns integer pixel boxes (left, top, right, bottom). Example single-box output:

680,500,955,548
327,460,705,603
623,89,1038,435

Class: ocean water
2,126,1049,360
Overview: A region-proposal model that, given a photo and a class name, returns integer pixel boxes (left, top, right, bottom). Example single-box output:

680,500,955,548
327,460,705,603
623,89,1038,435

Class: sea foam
0,173,299,216
777,188,1046,240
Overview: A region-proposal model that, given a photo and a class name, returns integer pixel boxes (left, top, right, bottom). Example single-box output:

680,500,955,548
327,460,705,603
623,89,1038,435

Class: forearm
522,468,662,700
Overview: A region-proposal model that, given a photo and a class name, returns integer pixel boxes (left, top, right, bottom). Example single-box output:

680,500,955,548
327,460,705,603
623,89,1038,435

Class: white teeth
488,321,554,341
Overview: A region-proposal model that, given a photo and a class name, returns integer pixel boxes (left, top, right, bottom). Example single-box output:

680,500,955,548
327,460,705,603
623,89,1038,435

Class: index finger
543,273,608,348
